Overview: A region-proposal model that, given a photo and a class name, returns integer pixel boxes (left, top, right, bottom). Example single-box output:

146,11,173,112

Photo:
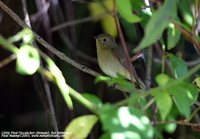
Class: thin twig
172,20,200,52
30,2,50,22
143,1,158,133
149,63,200,93
76,51,97,64
39,50,99,114
22,0,31,27
112,0,146,89
63,0,76,45
50,1,97,64
0,54,16,68
112,0,134,82
154,43,173,76
36,37,100,76
130,51,143,62
0,0,145,95
187,107,200,122
21,0,59,135
186,58,200,67
145,47,153,89
193,0,199,35
194,101,200,107
51,12,110,32
155,120,200,127
154,57,200,68
35,0,52,43
0,0,100,77
143,98,155,111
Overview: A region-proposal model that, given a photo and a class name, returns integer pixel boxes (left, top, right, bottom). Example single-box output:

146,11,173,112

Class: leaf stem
151,63,200,93
186,107,200,122
0,35,19,53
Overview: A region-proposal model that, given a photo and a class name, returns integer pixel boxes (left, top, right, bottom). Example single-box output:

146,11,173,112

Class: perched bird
95,33,146,89
95,33,135,81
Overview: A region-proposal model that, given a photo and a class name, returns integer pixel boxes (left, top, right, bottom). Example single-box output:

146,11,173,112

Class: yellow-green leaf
139,0,177,49
64,115,98,139
47,58,73,109
116,0,141,23
88,0,117,37
168,54,188,79
169,86,191,117
193,77,200,90
100,105,154,139
16,45,40,75
155,74,170,87
167,23,181,50
152,91,172,120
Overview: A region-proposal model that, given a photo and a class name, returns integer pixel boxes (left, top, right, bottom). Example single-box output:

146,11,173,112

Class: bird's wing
112,46,146,88
112,46,129,70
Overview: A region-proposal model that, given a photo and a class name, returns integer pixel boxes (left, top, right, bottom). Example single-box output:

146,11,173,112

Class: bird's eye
102,38,108,43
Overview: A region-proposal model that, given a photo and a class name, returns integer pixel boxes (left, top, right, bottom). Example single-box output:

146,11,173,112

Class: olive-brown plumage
95,33,135,82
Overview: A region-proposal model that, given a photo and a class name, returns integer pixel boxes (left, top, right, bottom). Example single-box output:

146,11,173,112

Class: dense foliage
0,0,200,138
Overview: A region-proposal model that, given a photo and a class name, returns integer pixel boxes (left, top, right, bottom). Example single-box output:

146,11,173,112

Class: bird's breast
96,46,131,80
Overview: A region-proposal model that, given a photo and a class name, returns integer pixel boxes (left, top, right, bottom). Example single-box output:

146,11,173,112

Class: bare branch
0,0,100,77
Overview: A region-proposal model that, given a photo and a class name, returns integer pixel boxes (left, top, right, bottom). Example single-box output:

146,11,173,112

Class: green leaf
155,74,170,87
154,72,198,118
47,58,73,109
82,93,103,108
168,54,188,79
178,0,193,26
152,90,172,120
129,93,147,109
167,23,181,50
130,0,145,10
100,105,154,139
193,77,200,90
16,45,40,75
116,0,141,23
95,75,111,83
95,75,135,92
164,117,177,133
128,93,141,106
64,115,98,139
169,86,191,117
139,0,177,49
121,19,138,43
181,83,199,104
88,0,117,37
8,28,34,43
101,16,117,37
99,133,111,139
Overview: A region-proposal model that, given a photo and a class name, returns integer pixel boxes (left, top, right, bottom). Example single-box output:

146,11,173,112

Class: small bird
95,33,135,82
95,33,146,89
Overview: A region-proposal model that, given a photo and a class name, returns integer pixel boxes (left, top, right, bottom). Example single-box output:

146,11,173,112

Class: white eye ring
102,38,108,43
